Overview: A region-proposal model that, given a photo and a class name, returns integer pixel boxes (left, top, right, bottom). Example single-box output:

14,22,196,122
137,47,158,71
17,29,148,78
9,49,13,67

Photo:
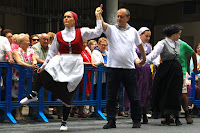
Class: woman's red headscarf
68,11,78,26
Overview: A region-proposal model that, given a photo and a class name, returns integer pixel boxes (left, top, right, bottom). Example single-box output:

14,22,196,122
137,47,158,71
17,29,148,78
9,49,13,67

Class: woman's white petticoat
44,54,84,92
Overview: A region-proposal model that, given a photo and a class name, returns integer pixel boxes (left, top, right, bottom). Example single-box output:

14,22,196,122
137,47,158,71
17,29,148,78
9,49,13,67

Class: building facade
1,0,200,48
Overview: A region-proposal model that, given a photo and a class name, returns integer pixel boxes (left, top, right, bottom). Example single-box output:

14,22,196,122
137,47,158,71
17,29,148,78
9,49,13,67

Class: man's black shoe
132,122,141,128
103,120,116,129
175,119,182,126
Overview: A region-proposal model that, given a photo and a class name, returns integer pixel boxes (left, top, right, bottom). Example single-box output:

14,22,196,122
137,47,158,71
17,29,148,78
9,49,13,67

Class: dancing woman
20,6,103,131
140,25,183,126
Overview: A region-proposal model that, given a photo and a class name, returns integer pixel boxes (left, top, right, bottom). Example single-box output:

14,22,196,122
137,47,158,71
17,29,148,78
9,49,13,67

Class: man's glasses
42,38,49,41
99,44,108,47
32,39,39,41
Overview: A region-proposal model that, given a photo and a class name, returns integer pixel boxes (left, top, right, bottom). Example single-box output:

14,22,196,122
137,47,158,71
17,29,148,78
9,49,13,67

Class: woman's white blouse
42,20,102,68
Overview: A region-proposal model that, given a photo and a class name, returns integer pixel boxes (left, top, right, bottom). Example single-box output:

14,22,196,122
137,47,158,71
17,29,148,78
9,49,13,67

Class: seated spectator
30,34,39,47
87,40,97,54
92,37,108,97
2,29,13,45
2,29,19,61
47,32,55,45
25,33,54,120
12,34,20,48
12,33,38,120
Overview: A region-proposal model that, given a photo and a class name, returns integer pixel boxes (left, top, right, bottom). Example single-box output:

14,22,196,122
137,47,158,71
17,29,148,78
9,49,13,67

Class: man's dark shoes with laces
175,119,182,126
103,120,116,129
132,121,141,128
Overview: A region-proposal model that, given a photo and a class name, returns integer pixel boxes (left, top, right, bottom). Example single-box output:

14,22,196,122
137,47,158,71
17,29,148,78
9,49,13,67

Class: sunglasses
32,39,39,41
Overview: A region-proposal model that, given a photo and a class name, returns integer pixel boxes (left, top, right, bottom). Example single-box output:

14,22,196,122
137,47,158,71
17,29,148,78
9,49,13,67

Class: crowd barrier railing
0,62,107,124
0,61,33,124
188,71,200,116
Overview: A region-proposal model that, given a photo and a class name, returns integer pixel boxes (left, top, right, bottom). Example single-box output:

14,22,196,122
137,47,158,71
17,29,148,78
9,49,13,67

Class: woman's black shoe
103,120,116,129
142,114,148,124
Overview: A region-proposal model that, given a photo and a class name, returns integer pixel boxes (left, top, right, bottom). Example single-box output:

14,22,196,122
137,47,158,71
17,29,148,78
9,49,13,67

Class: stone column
106,0,118,25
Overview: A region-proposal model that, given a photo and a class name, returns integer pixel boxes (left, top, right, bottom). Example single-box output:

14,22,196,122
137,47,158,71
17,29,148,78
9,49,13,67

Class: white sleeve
134,30,142,46
91,50,103,64
103,24,112,37
85,46,91,54
81,20,103,41
40,35,59,70
151,55,160,66
148,44,160,66
3,37,12,52
133,45,139,60
146,41,164,64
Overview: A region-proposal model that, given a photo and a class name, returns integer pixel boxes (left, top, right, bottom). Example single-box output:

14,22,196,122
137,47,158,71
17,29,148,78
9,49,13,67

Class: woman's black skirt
152,60,183,113
40,70,78,105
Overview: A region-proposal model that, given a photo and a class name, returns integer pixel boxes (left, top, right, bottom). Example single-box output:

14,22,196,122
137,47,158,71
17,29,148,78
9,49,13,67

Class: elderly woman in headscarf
20,5,103,131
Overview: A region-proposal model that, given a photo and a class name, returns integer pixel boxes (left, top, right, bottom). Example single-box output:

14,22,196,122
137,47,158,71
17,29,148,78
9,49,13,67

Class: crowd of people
0,4,200,132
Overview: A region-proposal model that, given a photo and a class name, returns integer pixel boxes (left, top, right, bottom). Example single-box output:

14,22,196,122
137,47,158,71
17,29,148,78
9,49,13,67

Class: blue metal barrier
0,62,107,123
188,71,200,115
28,65,107,122
0,62,33,124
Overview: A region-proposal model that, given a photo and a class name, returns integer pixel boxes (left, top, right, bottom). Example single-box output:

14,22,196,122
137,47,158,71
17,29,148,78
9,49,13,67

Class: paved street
0,116,200,133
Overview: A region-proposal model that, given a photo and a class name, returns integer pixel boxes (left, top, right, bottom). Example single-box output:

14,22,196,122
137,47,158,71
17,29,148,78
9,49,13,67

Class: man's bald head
39,33,50,49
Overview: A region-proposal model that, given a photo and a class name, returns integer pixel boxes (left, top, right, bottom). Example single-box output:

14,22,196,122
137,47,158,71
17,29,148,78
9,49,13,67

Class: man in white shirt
100,7,146,129
0,36,14,101
0,36,14,62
